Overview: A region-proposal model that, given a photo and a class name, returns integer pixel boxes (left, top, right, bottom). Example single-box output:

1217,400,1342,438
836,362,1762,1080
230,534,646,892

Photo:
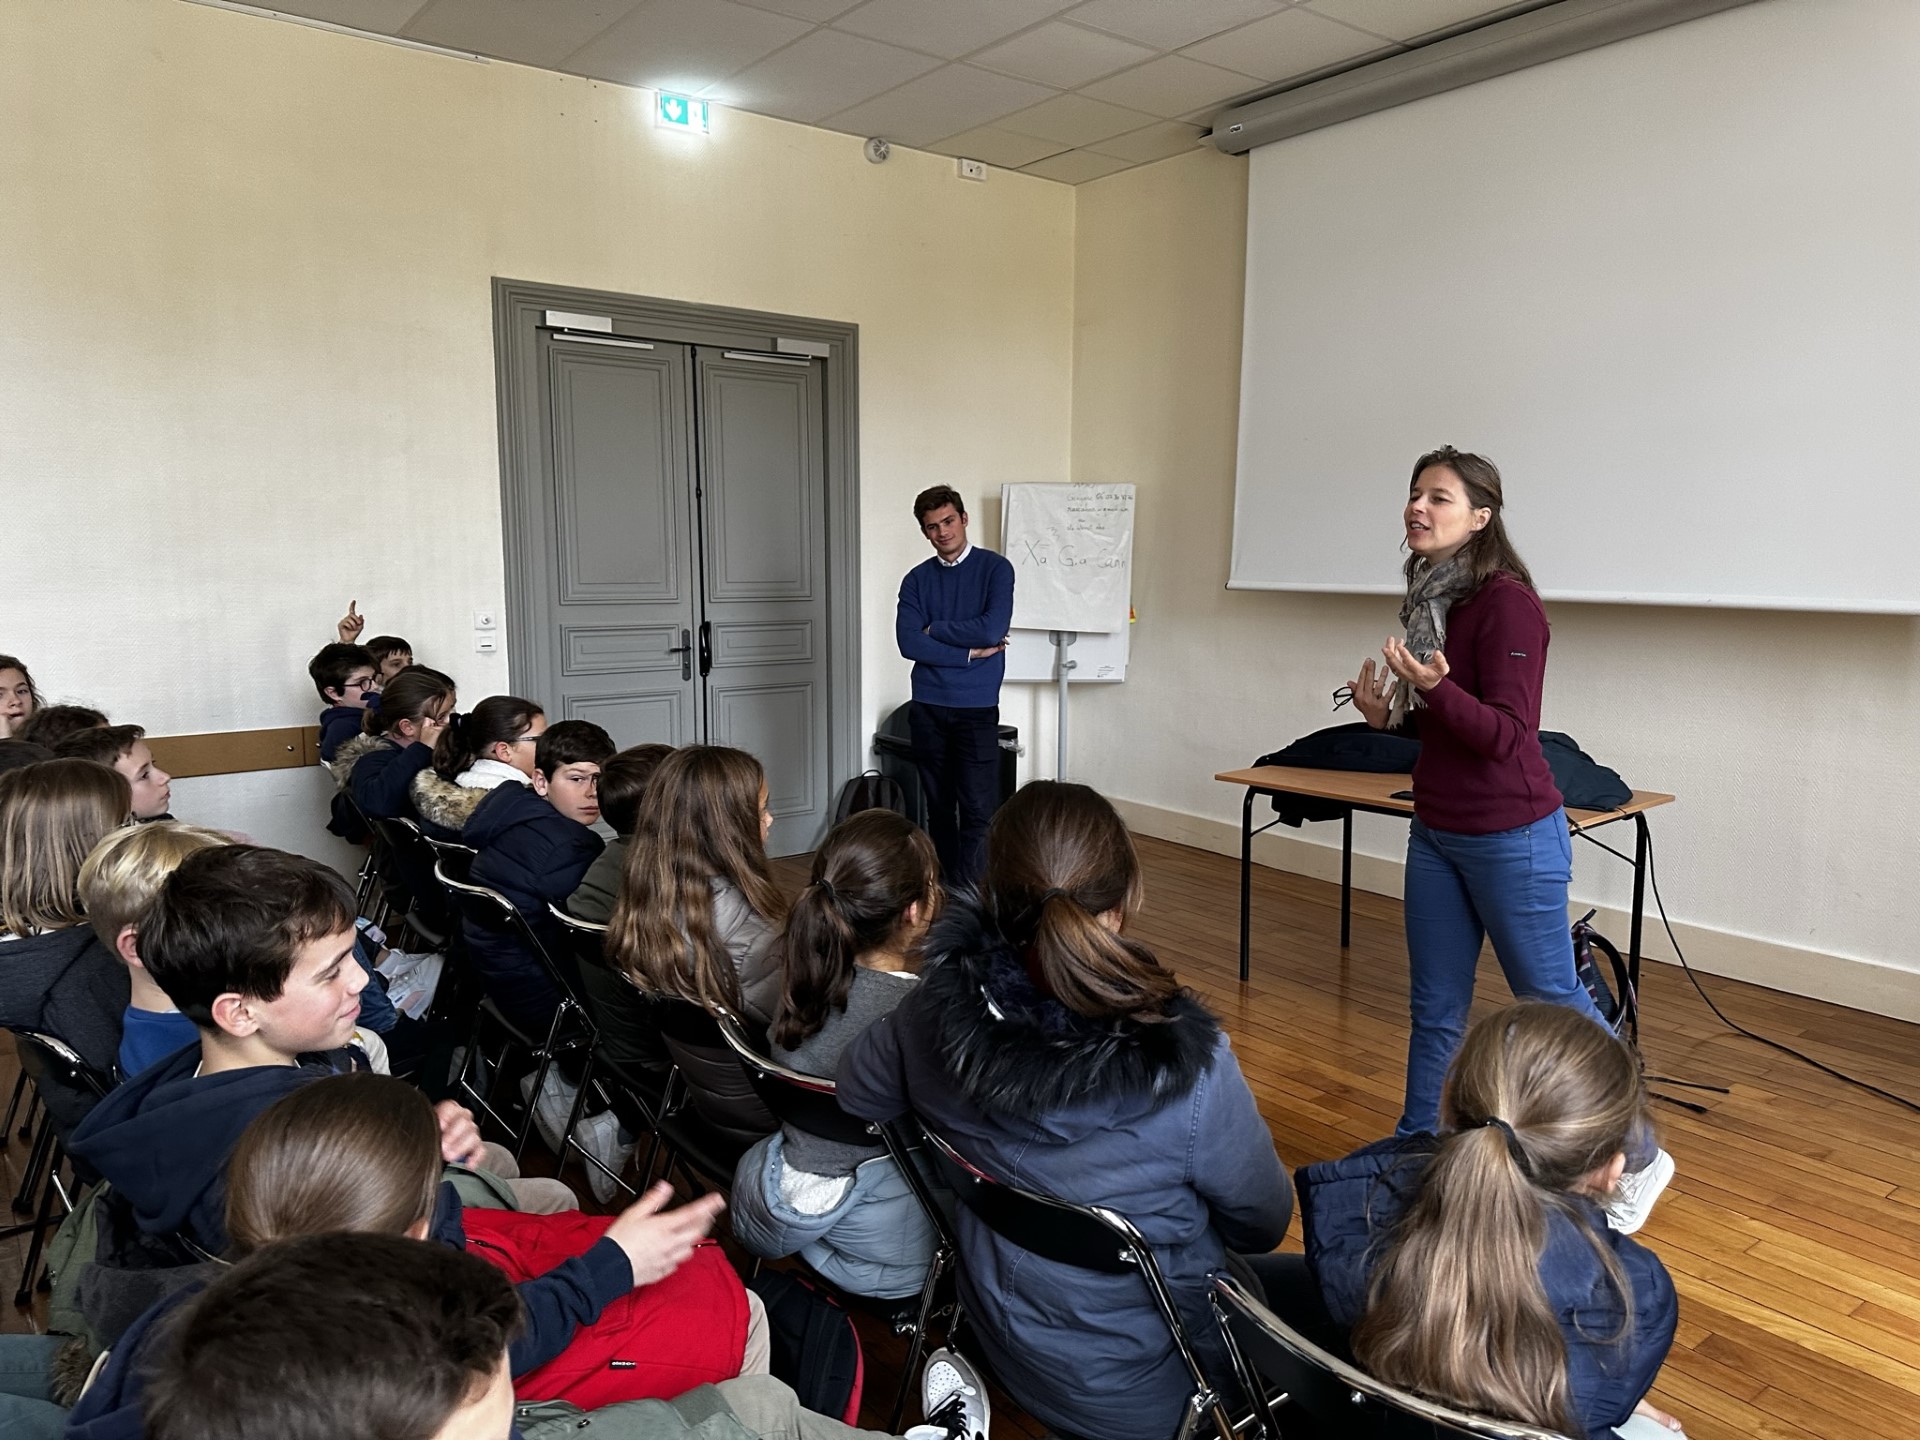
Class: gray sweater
772,966,918,1177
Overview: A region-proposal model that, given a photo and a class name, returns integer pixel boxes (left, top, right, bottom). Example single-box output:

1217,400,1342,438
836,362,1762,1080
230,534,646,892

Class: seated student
837,781,1293,1440
19,704,107,749
1296,1001,1682,1440
122,1232,990,1440
411,694,547,837
0,759,133,1130
0,654,42,739
462,718,613,1030
731,809,942,1300
567,742,672,925
367,631,416,686
68,844,569,1260
306,641,379,764
75,821,233,1078
339,666,457,821
52,726,172,821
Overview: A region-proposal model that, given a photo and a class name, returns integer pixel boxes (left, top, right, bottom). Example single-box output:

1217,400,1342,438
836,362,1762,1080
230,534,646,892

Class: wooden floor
6,832,1919,1440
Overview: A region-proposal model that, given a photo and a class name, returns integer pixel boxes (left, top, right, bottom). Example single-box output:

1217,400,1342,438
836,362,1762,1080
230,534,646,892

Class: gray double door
521,327,830,856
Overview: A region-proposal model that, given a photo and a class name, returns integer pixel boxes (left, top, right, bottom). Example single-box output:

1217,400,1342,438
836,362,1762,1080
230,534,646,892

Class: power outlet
473,608,498,630
956,157,986,182
474,634,498,654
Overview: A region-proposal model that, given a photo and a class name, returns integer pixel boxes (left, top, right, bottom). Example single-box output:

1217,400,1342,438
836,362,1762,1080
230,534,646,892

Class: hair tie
813,877,838,902
1036,887,1071,907
1472,1115,1532,1176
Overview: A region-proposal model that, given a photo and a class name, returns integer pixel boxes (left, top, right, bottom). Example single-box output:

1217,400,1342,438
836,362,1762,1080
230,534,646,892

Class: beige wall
1,0,1071,860
1069,148,1920,1021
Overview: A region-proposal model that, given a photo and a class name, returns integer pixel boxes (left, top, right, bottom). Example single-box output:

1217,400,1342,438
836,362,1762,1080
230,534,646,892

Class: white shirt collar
937,542,973,569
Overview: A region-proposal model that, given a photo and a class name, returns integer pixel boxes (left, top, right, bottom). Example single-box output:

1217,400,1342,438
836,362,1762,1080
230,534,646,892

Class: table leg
1340,809,1354,949
1240,787,1255,983
1629,813,1649,1042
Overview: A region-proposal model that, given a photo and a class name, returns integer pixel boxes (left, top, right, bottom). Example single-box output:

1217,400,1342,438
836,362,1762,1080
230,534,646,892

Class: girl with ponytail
410,695,546,836
339,666,457,823
730,809,941,1298
1298,1002,1681,1440
836,781,1293,1440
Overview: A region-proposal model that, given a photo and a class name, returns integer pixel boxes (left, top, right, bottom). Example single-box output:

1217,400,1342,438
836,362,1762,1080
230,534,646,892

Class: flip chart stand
1050,630,1077,780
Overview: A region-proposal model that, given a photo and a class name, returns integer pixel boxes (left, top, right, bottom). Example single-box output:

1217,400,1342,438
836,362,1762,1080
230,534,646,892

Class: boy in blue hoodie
462,719,614,1033
307,642,379,764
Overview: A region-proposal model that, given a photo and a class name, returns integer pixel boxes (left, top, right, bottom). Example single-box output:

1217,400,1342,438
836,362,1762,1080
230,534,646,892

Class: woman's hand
1632,1398,1685,1433
605,1182,727,1287
1347,657,1393,729
433,1100,485,1168
1382,636,1450,692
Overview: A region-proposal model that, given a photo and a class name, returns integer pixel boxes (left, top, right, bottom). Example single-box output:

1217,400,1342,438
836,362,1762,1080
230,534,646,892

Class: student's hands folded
605,1181,727,1287
433,1100,486,1168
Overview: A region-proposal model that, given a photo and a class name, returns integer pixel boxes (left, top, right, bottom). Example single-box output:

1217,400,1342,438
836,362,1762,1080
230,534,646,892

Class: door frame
491,277,862,811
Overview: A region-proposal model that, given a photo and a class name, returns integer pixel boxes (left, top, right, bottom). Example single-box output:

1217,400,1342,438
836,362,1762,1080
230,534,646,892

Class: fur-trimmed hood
916,896,1221,1131
411,767,503,832
328,730,383,787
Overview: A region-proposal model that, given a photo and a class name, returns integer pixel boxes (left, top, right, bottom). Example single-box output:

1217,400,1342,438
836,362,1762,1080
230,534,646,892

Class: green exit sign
657,93,709,133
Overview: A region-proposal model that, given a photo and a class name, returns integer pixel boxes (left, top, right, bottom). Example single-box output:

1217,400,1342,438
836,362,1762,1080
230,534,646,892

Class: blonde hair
1353,1002,1646,1434
78,821,233,946
0,759,131,936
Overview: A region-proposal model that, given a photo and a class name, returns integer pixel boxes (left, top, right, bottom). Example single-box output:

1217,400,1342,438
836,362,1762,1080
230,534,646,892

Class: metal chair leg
14,1145,67,1306
1,1071,25,1144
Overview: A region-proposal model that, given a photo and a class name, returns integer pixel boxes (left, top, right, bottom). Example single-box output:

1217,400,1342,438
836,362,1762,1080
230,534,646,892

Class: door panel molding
700,363,817,603
711,680,818,818
708,621,814,667
560,624,687,675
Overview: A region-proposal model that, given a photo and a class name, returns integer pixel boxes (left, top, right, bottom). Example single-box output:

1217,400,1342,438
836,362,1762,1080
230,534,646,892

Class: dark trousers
908,700,1000,885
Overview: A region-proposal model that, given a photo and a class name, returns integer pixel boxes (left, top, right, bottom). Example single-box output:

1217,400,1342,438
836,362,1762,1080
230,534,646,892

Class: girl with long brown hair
731,809,942,1299
837,780,1292,1440
1298,1002,1681,1440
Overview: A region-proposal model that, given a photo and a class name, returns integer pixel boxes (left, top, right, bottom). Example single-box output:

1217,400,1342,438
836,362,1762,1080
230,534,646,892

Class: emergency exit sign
657,93,709,133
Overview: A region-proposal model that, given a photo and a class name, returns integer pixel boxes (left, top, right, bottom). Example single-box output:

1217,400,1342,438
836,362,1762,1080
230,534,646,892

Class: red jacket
1412,572,1563,834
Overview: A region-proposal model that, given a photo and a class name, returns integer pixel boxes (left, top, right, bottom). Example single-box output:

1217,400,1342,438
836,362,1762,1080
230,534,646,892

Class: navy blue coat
316,704,365,763
462,783,603,1030
836,900,1292,1440
348,736,435,820
1297,1136,1676,1440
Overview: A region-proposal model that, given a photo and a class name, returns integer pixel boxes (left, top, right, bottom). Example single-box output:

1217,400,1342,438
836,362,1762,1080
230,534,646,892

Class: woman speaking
1346,446,1669,1231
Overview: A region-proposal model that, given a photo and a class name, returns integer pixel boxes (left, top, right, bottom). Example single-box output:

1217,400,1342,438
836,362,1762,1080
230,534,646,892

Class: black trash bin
873,702,1018,833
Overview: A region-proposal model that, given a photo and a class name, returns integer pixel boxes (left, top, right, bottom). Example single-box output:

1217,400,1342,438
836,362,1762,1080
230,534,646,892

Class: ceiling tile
561,0,812,92
704,29,941,123
819,64,1057,147
970,21,1154,89
733,0,863,21
257,1,434,33
1062,0,1282,51
997,91,1157,147
1300,0,1526,44
1086,119,1205,163
1079,53,1260,119
1020,148,1134,184
402,0,636,69
832,0,1082,60
927,125,1069,169
1182,6,1393,82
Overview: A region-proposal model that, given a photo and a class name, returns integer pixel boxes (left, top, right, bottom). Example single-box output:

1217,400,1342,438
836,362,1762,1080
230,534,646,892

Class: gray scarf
1388,556,1476,728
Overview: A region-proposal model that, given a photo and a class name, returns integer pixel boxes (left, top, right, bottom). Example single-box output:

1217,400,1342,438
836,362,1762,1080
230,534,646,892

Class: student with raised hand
731,809,941,1300
339,666,457,820
53,725,172,821
412,693,547,837
1296,1001,1682,1440
836,780,1293,1440
0,654,42,739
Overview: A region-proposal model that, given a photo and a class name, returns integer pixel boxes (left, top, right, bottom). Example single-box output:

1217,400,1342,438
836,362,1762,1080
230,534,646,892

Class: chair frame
4,1031,113,1304
1208,1274,1575,1440
919,1124,1240,1440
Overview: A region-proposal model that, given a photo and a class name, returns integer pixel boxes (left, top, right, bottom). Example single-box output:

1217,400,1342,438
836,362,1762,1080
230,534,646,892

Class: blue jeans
0,1334,68,1440
1398,810,1603,1135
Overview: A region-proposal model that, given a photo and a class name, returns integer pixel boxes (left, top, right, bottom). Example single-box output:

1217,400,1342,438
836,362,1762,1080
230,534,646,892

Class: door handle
698,621,713,678
666,627,692,682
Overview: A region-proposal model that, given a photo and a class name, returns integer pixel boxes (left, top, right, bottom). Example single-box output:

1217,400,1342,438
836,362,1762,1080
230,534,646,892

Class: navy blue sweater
316,704,365,763
348,737,435,820
895,547,1015,708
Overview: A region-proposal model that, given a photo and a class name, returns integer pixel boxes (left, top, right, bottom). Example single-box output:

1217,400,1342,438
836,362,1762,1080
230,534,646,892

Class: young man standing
895,486,1015,884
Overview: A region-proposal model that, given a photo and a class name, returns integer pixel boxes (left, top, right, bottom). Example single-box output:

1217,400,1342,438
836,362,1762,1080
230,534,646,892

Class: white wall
1070,145,1920,1023
1,0,1071,862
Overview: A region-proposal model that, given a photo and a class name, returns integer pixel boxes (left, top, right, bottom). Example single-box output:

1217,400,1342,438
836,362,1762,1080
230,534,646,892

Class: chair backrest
548,904,609,966
14,1030,113,1102
434,864,581,1006
1209,1274,1576,1440
919,1125,1143,1274
712,1010,878,1149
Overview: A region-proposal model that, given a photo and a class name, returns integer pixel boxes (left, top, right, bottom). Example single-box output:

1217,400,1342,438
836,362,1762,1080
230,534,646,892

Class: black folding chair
920,1125,1241,1440
5,1031,113,1304
644,996,777,1193
1208,1274,1574,1440
436,863,594,1162
714,1012,959,1430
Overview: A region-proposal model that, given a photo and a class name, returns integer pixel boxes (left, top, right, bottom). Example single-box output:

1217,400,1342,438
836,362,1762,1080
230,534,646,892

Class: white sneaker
573,1108,636,1204
1605,1146,1675,1235
913,1348,990,1440
517,1069,580,1154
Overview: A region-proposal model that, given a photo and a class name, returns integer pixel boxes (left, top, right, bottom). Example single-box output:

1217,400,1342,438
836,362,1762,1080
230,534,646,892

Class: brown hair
913,485,966,523
432,694,542,782
226,1072,442,1256
77,820,232,945
366,667,455,739
981,781,1179,1023
598,744,674,838
0,656,44,716
52,723,145,768
19,704,109,748
1403,446,1534,596
0,758,131,935
1353,1002,1645,1434
773,809,939,1050
606,745,786,1012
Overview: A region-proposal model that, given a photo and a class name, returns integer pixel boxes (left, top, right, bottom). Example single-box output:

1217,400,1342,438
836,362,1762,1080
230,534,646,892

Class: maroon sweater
1410,572,1563,835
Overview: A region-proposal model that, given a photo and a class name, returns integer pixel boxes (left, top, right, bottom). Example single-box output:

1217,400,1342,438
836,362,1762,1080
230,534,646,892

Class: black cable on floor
1575,825,1920,1116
